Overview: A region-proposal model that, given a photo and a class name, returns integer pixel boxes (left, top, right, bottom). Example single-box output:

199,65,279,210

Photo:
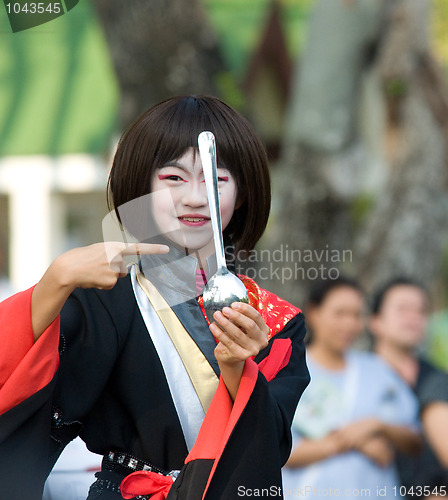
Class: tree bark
91,0,226,128
267,0,448,305
355,0,448,290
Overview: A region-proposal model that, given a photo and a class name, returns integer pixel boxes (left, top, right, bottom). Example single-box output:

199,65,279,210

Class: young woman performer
0,95,310,500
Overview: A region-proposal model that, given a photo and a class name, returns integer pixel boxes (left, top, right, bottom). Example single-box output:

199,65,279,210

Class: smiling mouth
179,217,207,222
178,216,210,226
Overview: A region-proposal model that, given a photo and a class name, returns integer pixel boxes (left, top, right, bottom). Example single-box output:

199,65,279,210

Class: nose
181,180,208,208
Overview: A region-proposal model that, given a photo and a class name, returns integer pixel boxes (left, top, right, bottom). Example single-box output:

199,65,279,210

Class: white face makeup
150,147,238,261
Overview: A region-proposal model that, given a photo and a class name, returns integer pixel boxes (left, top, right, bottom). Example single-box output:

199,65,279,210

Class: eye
158,174,186,182
201,176,229,183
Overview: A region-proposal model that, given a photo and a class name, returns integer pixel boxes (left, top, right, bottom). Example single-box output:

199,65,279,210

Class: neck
375,340,418,385
308,342,346,370
188,249,210,274
139,239,217,305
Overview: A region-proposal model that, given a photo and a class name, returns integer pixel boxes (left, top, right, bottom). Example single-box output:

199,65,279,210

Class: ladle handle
198,131,227,270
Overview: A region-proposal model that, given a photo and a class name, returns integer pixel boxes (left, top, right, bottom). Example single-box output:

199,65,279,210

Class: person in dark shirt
370,277,448,498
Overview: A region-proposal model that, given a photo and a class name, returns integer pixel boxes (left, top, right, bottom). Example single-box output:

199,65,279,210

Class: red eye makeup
157,174,187,182
200,176,228,183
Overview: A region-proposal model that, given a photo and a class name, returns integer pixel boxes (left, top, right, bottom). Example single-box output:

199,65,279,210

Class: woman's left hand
209,302,269,401
210,302,270,366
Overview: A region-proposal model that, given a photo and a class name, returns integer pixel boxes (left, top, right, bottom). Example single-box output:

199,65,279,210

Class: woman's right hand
31,242,169,341
53,242,169,291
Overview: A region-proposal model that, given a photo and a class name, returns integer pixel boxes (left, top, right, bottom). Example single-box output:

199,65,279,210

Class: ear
306,305,319,328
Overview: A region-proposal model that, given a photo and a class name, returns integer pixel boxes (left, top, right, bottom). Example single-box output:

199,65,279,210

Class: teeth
181,217,205,222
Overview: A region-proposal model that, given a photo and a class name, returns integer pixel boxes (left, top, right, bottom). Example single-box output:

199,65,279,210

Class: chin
184,241,213,253
399,339,422,351
161,232,208,251
397,332,424,348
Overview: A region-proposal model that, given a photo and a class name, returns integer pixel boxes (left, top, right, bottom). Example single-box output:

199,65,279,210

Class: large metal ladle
197,131,249,324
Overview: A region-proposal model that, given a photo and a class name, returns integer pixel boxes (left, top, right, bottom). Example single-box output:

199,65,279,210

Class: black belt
103,451,173,476
89,451,180,498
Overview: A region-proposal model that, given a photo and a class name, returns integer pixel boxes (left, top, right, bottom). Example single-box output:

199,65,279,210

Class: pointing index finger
121,243,170,256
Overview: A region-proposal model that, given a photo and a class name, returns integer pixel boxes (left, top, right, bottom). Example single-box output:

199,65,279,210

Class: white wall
0,155,109,291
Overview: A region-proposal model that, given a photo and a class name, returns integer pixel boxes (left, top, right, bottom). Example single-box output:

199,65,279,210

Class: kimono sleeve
0,285,122,500
0,287,60,417
0,288,61,499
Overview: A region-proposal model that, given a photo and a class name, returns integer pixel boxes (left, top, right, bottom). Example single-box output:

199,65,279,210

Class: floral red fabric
198,274,301,340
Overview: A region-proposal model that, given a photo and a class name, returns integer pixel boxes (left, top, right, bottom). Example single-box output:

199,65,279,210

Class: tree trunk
267,0,448,306
91,0,226,128
355,0,448,291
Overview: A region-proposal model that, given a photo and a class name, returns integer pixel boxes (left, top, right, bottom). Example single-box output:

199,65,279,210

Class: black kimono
0,251,309,500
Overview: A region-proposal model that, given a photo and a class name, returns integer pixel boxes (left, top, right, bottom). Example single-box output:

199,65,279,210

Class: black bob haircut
107,95,271,255
304,276,364,345
371,277,427,315
307,276,364,308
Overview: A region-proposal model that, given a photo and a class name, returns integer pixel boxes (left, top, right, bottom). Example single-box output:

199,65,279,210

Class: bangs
152,96,238,175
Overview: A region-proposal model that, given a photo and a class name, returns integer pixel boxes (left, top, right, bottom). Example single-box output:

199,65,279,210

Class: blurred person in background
370,278,448,498
282,277,421,499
